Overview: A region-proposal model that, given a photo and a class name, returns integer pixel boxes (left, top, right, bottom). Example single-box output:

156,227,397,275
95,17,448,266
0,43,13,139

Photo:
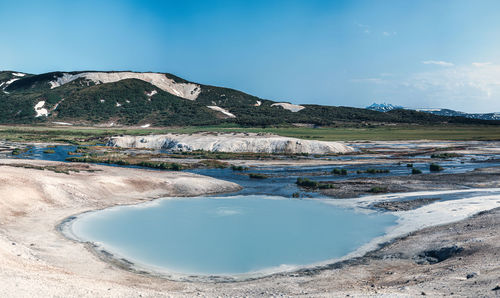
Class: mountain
366,103,404,112
416,108,500,121
367,102,500,121
1,70,498,127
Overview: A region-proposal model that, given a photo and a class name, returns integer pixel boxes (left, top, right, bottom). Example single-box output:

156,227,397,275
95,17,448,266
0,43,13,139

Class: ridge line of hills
1,70,499,127
367,103,500,121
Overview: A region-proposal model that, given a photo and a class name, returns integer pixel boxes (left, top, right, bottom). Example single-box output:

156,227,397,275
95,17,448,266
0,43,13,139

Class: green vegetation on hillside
2,70,499,127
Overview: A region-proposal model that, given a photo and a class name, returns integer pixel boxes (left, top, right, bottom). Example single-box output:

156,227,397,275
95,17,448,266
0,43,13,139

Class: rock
413,245,464,264
466,272,478,279
107,133,354,154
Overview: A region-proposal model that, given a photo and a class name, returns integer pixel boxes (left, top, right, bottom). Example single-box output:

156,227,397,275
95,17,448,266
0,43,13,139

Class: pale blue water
71,195,396,276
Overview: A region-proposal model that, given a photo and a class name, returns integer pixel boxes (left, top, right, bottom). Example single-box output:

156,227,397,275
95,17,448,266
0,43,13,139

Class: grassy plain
1,124,500,144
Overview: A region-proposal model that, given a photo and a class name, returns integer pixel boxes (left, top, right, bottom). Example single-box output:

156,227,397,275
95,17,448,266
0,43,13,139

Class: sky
1,0,500,113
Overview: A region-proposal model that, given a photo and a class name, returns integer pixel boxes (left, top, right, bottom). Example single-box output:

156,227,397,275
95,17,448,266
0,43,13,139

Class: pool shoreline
57,195,397,282
58,188,500,283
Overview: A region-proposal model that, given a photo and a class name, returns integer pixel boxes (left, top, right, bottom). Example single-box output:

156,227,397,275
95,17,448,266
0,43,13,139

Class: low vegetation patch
66,156,184,171
43,149,56,154
368,186,389,193
331,168,348,175
137,161,183,171
412,168,423,174
429,163,444,172
296,177,336,189
12,148,23,155
231,165,248,171
195,159,229,169
0,163,99,175
248,173,268,179
431,153,463,159
358,168,390,174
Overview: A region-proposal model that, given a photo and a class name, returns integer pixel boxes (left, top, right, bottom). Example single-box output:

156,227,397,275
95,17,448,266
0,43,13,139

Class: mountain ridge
1,70,499,126
367,102,500,121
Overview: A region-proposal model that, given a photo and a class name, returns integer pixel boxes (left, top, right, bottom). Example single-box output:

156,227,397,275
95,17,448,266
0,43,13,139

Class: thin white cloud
351,78,386,84
422,60,454,67
382,31,397,37
472,62,492,67
356,23,371,34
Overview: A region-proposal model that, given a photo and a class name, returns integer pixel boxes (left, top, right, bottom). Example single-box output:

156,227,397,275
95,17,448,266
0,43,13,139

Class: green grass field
1,124,500,144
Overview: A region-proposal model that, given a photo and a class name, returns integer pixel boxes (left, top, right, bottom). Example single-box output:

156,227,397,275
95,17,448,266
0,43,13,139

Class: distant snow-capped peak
366,102,404,112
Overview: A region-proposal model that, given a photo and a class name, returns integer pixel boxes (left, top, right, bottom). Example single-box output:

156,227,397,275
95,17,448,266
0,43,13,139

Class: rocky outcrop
49,72,201,100
107,133,353,154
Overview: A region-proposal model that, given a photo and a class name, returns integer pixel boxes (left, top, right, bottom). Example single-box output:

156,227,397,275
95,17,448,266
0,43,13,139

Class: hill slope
1,70,498,126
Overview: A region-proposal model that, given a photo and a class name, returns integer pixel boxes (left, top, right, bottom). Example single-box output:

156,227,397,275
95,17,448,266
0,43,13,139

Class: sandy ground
0,159,499,297
0,159,240,297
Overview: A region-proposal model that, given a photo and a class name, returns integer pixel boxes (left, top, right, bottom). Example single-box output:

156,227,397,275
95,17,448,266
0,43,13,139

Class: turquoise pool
70,195,396,277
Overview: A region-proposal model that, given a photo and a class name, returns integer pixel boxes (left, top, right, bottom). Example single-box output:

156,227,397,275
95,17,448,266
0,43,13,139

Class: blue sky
1,0,500,112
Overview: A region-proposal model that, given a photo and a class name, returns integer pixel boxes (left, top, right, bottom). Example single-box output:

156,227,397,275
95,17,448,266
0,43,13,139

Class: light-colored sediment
48,72,201,100
0,159,239,297
0,159,499,297
107,133,353,154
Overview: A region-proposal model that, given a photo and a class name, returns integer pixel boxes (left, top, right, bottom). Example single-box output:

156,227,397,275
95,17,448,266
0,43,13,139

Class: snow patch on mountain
48,72,201,100
34,101,48,117
207,106,236,118
367,102,500,120
4,78,19,87
271,102,305,112
146,90,158,97
366,102,404,112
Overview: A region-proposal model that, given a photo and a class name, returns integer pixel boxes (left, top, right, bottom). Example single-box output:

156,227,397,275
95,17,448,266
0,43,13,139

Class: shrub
248,173,268,179
196,159,228,168
365,168,390,174
170,163,182,171
231,165,248,171
368,186,388,193
137,161,182,170
332,168,348,175
296,177,336,189
318,183,336,189
296,177,319,188
407,163,413,167
429,163,444,172
431,153,462,159
412,168,423,174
